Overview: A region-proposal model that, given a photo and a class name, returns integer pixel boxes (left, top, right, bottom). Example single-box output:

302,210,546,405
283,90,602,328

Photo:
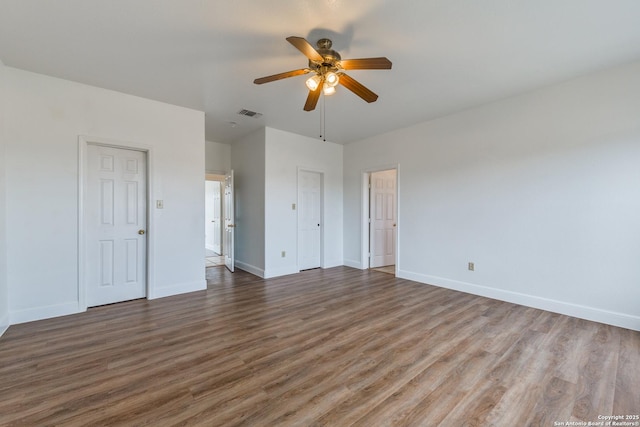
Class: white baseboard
10,302,81,325
263,266,299,279
150,280,206,300
343,258,364,269
205,244,216,251
397,269,640,332
0,312,9,338
235,261,265,278
322,259,344,269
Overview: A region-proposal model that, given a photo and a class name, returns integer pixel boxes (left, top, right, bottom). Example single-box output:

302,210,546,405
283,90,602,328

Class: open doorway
364,168,398,275
205,174,225,268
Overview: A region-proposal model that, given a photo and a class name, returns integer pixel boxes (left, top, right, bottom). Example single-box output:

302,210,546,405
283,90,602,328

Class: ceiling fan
254,36,392,111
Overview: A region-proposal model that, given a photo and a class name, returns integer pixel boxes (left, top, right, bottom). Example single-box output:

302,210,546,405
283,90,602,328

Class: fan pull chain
322,94,326,142
319,94,323,140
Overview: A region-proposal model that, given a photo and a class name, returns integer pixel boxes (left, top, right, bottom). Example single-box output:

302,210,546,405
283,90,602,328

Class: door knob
228,224,235,228
138,230,145,235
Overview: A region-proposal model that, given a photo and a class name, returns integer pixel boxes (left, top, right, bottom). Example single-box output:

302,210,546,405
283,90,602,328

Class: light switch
156,200,164,209
292,203,296,210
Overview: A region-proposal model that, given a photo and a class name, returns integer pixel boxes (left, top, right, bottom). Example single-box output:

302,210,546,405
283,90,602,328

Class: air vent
237,109,262,118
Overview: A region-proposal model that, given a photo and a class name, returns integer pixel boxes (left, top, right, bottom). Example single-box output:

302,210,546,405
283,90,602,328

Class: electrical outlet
292,203,296,210
468,262,474,271
281,251,286,258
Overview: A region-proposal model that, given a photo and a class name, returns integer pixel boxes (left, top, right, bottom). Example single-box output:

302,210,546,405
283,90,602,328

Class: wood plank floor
1,266,638,426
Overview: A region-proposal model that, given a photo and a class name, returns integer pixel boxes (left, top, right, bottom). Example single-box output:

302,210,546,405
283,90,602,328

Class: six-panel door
86,145,147,306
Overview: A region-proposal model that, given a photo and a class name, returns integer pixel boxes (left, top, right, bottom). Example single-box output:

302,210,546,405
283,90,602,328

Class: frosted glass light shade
325,71,339,87
305,75,322,91
323,83,336,95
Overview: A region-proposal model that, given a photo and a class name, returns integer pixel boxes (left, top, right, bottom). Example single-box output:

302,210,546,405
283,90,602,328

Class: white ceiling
2,1,640,144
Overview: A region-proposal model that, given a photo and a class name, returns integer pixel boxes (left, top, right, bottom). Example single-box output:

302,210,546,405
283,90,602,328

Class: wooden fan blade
254,69,310,85
339,57,392,70
338,73,379,103
286,36,324,62
303,84,322,111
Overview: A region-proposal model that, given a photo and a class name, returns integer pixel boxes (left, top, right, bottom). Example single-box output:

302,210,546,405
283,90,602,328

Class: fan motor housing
309,38,341,70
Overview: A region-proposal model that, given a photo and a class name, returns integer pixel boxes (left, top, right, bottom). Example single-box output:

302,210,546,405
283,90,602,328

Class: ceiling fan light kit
305,74,322,91
325,71,339,87
322,83,336,96
254,36,392,112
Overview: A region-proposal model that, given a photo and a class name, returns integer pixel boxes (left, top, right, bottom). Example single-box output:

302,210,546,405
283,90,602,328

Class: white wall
205,140,231,174
0,59,8,335
5,67,206,324
344,61,640,331
264,128,343,278
231,128,266,276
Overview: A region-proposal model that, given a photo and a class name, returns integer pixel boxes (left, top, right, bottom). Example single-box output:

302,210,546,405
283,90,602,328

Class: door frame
297,167,324,270
223,170,235,272
78,135,154,311
361,165,400,271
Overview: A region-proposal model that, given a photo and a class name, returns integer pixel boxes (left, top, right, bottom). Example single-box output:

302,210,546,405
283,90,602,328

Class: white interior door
85,145,147,306
224,171,235,272
298,170,322,270
370,169,396,268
